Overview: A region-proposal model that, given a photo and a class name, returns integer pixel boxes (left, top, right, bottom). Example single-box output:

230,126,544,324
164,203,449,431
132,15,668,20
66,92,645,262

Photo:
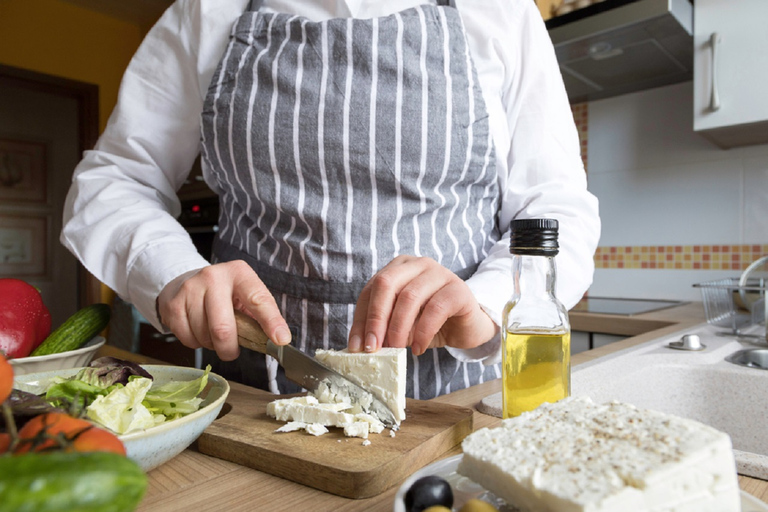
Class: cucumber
31,303,111,357
0,451,147,512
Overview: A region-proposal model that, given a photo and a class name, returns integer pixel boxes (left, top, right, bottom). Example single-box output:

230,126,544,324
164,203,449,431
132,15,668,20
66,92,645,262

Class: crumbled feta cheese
305,423,329,436
275,421,307,433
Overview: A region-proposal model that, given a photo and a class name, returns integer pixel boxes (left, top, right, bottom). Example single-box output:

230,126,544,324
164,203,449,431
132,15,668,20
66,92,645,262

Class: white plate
14,364,230,472
9,336,106,375
393,454,768,512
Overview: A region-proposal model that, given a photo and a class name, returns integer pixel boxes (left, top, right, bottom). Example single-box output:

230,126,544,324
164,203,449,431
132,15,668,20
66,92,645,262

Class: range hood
546,0,693,104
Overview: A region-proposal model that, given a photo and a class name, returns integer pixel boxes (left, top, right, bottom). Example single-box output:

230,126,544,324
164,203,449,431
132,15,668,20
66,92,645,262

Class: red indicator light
191,204,201,213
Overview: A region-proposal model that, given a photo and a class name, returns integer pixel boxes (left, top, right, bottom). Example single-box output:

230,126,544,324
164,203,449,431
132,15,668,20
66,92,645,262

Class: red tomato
0,352,11,404
14,412,126,456
0,432,10,454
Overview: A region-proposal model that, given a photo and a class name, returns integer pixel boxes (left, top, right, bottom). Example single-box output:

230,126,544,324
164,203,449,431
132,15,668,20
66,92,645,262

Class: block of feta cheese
314,347,407,424
458,396,740,512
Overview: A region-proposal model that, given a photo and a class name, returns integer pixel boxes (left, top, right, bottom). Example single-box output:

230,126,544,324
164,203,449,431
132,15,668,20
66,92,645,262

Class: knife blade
234,310,397,427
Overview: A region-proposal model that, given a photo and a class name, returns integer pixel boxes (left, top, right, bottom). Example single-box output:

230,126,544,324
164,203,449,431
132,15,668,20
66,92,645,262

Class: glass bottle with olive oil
502,219,570,418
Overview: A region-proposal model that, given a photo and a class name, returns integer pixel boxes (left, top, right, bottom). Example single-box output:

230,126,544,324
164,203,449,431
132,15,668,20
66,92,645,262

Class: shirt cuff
125,237,210,332
444,334,501,366
443,300,503,366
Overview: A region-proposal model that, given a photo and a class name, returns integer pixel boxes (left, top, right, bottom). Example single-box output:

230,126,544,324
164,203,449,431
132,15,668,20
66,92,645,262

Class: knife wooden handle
234,310,270,355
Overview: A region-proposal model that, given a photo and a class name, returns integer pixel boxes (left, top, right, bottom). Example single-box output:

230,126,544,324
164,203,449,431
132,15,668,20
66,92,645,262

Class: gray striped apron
200,0,502,399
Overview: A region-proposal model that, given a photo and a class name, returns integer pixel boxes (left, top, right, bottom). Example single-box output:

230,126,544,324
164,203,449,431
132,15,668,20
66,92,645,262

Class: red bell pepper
0,278,52,358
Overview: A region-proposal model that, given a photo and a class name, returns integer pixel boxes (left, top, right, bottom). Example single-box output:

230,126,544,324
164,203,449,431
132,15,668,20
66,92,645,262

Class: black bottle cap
509,218,559,256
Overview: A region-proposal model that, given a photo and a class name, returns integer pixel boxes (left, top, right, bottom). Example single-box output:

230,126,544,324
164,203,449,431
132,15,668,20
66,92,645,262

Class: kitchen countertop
96,301,768,510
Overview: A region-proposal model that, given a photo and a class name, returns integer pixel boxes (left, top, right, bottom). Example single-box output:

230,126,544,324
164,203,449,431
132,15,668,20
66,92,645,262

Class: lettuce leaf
86,377,163,434
143,366,210,420
75,356,153,388
84,365,212,434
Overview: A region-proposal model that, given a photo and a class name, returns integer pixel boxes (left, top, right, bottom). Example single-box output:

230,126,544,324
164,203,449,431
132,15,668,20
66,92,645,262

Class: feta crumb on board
305,423,329,436
343,422,369,439
274,421,306,433
266,347,407,438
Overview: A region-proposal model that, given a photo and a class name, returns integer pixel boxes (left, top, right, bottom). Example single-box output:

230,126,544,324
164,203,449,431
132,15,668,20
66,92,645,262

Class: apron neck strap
436,0,454,6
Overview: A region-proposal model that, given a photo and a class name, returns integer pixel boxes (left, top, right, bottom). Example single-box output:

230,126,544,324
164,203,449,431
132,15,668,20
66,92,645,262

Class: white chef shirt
61,0,601,363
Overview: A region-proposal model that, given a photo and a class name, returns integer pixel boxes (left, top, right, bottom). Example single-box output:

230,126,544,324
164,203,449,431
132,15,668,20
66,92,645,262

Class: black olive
404,475,454,512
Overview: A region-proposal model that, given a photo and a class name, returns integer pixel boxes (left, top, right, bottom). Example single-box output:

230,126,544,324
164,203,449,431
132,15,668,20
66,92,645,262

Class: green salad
42,357,211,435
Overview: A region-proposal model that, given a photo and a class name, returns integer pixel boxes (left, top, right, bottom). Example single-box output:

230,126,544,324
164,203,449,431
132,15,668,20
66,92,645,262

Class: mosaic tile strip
571,102,588,172
594,245,768,270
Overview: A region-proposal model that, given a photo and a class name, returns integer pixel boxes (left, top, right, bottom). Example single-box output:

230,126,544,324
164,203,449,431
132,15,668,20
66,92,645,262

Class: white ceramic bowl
392,454,768,512
13,364,230,472
9,336,106,375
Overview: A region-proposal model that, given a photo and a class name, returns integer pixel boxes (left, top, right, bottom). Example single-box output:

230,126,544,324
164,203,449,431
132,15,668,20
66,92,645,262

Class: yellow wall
0,0,144,304
0,0,144,131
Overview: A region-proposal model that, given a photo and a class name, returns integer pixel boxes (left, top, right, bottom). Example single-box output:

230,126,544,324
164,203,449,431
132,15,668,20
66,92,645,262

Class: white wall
586,81,768,301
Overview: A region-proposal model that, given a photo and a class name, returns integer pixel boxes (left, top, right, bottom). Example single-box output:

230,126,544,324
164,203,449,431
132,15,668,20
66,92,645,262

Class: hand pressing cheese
458,396,740,512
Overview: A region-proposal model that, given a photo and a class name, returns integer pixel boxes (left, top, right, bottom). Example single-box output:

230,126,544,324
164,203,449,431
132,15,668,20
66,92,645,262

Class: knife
234,310,397,427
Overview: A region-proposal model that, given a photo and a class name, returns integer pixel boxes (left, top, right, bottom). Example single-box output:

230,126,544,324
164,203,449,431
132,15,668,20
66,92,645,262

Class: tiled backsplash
595,245,768,270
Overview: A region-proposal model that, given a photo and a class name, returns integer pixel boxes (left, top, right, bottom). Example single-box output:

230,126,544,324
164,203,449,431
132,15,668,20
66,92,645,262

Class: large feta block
458,397,740,512
314,347,406,424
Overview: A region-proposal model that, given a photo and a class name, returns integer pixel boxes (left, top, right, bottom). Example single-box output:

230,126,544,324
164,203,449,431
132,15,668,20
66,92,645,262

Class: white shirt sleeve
60,0,228,330
452,0,601,365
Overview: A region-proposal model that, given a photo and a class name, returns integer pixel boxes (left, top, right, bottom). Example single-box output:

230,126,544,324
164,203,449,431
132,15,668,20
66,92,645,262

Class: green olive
458,498,499,512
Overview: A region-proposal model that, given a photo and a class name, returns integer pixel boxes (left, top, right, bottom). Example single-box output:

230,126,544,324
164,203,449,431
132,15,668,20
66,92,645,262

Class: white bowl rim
13,363,230,439
9,336,106,365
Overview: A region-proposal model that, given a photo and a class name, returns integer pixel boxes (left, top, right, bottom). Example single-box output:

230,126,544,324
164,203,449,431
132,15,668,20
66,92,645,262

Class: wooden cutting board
196,382,474,499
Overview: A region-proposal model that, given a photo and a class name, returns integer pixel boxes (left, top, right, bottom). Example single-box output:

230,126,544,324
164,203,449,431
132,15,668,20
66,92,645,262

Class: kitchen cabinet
693,0,768,148
572,331,625,353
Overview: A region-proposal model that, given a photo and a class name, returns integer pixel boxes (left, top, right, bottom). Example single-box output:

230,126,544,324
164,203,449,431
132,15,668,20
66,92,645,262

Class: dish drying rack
693,278,766,337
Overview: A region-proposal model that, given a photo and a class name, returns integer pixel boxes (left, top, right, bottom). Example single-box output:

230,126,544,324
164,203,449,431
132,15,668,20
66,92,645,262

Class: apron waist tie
248,0,453,11
213,238,479,304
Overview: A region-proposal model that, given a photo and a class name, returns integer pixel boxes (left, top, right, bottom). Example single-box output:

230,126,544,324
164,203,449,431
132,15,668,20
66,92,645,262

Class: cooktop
572,297,686,316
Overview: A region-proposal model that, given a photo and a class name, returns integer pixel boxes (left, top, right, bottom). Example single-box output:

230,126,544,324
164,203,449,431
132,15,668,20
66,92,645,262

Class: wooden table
98,302,767,511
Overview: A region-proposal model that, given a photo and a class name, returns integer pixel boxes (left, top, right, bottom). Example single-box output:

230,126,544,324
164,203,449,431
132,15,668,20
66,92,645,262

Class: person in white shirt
61,0,600,398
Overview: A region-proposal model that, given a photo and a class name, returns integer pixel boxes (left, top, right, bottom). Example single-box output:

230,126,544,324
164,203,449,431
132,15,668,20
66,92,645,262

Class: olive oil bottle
501,219,570,418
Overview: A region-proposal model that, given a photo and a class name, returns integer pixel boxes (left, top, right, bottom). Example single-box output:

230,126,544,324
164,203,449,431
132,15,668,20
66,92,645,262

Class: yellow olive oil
502,330,570,418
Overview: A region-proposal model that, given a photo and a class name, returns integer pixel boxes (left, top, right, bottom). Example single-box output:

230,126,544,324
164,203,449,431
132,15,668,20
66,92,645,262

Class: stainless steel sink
727,349,768,370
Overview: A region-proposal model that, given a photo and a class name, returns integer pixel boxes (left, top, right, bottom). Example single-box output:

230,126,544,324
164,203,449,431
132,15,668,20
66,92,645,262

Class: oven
178,196,220,261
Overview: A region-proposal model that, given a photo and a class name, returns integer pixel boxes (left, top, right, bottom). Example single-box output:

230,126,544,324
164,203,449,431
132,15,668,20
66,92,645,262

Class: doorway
0,64,100,327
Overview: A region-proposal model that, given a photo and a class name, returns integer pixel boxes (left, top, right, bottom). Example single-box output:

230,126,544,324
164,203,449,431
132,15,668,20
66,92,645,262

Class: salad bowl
13,364,230,471
9,336,105,375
